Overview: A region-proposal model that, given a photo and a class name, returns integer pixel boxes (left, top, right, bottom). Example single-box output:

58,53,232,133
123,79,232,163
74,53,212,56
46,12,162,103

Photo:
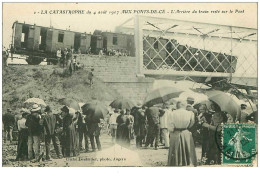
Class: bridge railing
116,15,257,85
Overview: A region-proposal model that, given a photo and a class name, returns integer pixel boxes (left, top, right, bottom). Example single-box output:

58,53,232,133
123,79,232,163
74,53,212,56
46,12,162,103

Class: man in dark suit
145,106,160,150
3,108,16,143
187,97,200,144
77,112,89,152
26,104,43,161
42,106,62,160
133,104,147,148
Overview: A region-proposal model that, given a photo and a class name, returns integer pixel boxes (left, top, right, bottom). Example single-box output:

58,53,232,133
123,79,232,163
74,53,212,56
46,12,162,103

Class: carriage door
21,25,29,49
103,36,107,53
74,33,81,52
127,37,133,56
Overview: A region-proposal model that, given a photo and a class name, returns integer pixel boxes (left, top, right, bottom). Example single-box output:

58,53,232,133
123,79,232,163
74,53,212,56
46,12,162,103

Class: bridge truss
116,15,257,90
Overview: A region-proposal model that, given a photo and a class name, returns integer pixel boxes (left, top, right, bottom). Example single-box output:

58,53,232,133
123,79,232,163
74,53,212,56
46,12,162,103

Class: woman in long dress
167,101,197,166
61,106,79,157
116,110,131,147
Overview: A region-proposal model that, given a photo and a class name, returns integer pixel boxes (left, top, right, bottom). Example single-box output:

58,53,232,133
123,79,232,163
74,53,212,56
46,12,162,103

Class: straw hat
135,102,143,108
187,97,195,102
31,104,41,112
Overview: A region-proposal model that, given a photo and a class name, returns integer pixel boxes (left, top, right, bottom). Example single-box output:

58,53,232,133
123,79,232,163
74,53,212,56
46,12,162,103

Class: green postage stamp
222,123,257,165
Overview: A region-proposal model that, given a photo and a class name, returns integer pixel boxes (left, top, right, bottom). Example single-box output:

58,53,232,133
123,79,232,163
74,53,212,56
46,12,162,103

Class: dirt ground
2,133,202,167
2,65,203,167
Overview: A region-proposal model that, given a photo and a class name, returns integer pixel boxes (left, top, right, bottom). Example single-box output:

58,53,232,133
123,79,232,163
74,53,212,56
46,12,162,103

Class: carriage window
21,33,25,42
154,40,159,49
58,33,64,43
113,36,118,45
39,35,42,45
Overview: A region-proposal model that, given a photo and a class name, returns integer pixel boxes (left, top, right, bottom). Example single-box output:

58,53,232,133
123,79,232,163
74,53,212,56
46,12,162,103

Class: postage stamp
221,123,257,165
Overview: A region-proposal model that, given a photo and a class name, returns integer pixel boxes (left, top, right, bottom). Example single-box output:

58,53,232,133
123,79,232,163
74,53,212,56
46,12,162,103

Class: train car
11,21,237,72
101,31,135,56
143,35,237,73
91,30,135,56
91,30,104,55
143,36,170,69
12,21,91,64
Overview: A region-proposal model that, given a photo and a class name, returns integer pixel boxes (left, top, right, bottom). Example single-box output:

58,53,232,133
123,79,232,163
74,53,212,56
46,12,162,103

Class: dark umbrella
81,101,109,122
81,100,100,115
144,87,184,107
205,90,241,120
110,98,135,110
58,98,80,111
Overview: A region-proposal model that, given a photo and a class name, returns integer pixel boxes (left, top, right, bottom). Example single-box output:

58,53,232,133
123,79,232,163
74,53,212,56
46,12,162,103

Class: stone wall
75,54,154,103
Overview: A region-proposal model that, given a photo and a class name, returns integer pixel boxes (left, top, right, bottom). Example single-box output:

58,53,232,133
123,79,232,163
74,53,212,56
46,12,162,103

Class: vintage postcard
1,2,258,167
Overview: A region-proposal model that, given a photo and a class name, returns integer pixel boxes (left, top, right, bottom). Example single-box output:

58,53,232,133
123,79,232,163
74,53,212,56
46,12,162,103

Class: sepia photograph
1,2,258,168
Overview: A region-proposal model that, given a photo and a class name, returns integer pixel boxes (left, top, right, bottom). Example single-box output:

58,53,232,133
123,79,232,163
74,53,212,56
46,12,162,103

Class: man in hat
133,103,147,148
2,47,9,67
56,48,62,66
125,109,134,139
77,111,90,152
109,108,120,143
25,104,43,161
159,103,171,149
145,106,160,150
88,68,94,88
186,97,198,114
3,108,16,143
42,106,63,160
240,104,248,123
186,97,200,144
187,97,195,106
66,48,72,67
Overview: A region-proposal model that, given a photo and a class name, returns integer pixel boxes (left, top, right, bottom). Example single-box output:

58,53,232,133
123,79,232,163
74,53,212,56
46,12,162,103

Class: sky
2,2,257,48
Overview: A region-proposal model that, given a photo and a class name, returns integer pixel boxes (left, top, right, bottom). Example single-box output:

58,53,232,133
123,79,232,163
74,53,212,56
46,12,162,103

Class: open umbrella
58,98,80,111
179,91,208,104
144,87,184,107
110,98,135,110
81,100,100,114
226,93,257,113
24,98,46,110
81,101,108,121
24,98,46,106
205,90,241,120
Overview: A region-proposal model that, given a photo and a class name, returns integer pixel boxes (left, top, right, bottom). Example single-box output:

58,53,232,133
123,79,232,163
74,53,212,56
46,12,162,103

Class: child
88,68,94,88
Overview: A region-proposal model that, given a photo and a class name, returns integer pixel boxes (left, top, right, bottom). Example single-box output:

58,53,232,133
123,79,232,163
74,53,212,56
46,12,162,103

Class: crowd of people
56,48,83,73
2,96,257,166
56,47,130,70
3,104,104,162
